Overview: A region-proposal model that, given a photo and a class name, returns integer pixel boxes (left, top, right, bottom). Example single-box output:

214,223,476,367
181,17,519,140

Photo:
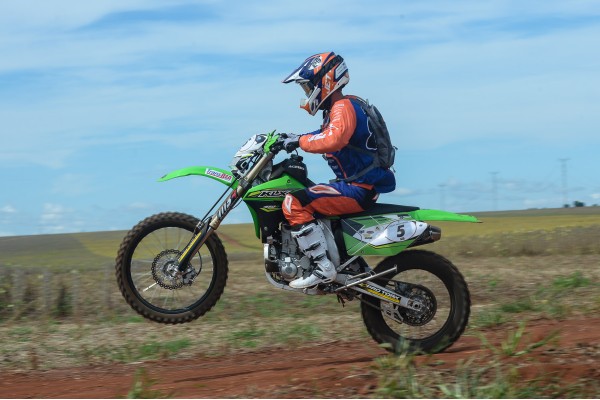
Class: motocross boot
289,222,336,289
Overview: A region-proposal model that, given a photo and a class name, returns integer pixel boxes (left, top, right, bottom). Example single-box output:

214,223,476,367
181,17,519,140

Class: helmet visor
299,81,313,97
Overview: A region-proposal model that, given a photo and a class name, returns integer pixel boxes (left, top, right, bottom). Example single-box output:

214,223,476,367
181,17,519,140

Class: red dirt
1,318,598,398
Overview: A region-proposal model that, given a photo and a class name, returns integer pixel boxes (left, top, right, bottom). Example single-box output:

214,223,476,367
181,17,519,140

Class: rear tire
115,212,228,324
361,250,470,353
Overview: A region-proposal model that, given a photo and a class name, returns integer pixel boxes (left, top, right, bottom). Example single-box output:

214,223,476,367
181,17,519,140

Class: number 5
397,224,406,238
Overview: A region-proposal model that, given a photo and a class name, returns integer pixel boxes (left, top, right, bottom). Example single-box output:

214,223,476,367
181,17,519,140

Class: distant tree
573,200,585,207
563,204,570,208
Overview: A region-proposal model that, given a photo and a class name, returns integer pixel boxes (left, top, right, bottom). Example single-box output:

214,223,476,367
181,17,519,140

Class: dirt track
1,318,598,398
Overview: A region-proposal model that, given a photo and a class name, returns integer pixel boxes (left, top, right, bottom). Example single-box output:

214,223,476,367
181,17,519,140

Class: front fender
158,166,237,187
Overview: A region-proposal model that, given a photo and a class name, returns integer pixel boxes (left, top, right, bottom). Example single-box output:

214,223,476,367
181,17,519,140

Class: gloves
281,133,300,153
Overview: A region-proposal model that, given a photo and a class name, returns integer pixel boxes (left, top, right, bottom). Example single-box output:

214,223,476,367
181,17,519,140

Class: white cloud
1,0,598,168
126,202,154,211
39,203,86,234
522,197,562,208
392,187,415,197
1,205,17,213
52,174,94,196
1,0,599,234
355,24,600,148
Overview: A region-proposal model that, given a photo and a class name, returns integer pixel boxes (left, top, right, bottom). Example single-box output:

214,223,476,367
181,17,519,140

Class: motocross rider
281,52,396,289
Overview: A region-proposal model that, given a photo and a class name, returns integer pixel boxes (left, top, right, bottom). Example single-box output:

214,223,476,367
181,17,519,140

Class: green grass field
0,206,599,397
1,206,599,270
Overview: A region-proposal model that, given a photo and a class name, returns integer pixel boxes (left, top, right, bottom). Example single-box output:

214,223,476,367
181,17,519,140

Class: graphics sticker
206,169,233,183
248,190,292,198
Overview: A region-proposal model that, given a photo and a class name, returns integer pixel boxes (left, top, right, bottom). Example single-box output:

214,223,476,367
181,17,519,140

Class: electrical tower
439,184,446,210
490,172,499,211
559,158,569,207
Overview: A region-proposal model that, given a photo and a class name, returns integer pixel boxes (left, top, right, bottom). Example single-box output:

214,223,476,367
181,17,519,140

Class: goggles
299,81,314,97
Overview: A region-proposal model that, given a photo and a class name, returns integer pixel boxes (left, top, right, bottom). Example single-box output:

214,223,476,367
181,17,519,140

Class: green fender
408,209,481,223
341,208,480,256
158,166,237,187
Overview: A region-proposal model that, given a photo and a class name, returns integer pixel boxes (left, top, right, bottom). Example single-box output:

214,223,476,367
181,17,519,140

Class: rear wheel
115,212,228,324
361,250,470,353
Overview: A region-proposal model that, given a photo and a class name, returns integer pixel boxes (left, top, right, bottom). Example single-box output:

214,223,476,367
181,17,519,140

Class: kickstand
336,294,346,308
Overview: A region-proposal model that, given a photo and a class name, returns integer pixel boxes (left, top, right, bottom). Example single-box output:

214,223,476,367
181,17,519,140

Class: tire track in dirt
1,318,598,398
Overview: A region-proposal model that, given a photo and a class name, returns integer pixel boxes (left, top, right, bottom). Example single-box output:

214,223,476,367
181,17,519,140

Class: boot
289,222,337,289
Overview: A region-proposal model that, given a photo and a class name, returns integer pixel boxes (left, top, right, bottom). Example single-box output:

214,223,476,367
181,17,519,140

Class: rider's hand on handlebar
280,133,300,153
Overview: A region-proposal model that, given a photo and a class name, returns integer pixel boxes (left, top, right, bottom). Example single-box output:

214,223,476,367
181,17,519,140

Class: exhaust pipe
408,225,441,248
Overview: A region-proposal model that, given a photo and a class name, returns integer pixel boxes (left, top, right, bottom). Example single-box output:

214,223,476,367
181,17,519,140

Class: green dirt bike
116,132,479,353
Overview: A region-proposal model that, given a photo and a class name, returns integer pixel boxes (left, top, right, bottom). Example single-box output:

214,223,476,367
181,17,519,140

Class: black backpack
342,97,396,182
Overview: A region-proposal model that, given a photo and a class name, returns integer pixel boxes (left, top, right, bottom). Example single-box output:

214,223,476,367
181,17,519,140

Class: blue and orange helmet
282,52,349,115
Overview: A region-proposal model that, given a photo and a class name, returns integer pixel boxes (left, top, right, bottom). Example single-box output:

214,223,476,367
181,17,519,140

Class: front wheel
361,250,470,353
115,212,228,324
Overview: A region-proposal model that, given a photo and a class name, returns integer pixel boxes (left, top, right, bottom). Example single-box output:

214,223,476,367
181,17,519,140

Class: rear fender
341,209,480,256
158,166,237,187
407,209,480,223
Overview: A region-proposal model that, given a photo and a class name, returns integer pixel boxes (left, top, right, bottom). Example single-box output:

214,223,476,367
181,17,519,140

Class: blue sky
1,0,599,236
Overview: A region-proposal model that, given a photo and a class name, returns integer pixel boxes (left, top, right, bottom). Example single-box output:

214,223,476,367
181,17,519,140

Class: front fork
176,151,276,271
176,187,241,270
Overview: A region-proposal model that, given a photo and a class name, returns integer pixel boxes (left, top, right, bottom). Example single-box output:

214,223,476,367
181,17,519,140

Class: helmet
282,52,349,116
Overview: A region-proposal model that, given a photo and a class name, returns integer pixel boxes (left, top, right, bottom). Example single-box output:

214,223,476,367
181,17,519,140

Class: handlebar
267,133,299,155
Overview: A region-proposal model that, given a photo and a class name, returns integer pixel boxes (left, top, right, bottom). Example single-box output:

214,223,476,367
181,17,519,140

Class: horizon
1,205,598,239
1,1,599,237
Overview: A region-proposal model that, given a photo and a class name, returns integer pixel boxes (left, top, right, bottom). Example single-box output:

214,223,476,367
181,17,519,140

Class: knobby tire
361,249,470,353
115,212,228,324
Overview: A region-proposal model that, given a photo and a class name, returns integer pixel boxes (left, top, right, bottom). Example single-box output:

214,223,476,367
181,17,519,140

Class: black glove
281,133,300,153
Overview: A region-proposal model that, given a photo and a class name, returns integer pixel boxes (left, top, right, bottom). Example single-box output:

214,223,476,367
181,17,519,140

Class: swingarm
336,267,426,313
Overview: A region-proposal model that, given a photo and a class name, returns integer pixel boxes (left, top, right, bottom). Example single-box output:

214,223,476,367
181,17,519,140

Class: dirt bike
116,132,479,353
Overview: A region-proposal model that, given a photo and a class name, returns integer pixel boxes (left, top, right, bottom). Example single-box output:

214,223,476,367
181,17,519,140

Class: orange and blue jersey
299,96,396,193
283,95,395,226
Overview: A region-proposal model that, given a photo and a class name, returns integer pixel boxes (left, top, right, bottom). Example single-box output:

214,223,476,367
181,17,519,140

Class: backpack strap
331,96,379,184
331,160,378,184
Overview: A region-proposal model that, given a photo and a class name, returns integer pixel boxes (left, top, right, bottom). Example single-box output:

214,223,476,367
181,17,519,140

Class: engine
264,220,341,285
264,224,311,281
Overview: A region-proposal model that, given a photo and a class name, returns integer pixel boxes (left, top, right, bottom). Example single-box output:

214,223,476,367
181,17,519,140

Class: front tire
115,212,228,324
361,250,470,353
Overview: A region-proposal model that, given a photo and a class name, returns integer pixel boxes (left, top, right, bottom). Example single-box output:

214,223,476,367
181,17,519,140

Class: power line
559,158,569,206
490,172,499,211
438,184,446,210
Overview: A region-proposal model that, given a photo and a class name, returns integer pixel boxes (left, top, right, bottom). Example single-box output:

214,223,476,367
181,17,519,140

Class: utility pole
490,172,499,211
559,158,569,207
439,184,446,210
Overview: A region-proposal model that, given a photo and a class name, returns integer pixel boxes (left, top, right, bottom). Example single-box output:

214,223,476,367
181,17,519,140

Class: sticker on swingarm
359,282,402,304
358,282,422,310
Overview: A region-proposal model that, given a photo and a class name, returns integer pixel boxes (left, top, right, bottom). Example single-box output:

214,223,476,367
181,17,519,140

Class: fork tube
177,191,240,268
177,151,276,269
209,152,274,231
177,223,212,268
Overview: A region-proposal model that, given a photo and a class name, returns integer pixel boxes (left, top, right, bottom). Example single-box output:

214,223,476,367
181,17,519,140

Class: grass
127,368,173,399
1,207,599,270
477,321,558,357
0,207,599,396
0,256,597,372
373,324,588,398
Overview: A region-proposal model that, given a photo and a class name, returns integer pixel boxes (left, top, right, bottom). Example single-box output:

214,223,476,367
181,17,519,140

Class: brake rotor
151,249,198,290
397,284,437,326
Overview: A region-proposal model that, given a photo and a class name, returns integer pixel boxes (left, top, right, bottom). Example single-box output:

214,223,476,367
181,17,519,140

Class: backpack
342,97,396,182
